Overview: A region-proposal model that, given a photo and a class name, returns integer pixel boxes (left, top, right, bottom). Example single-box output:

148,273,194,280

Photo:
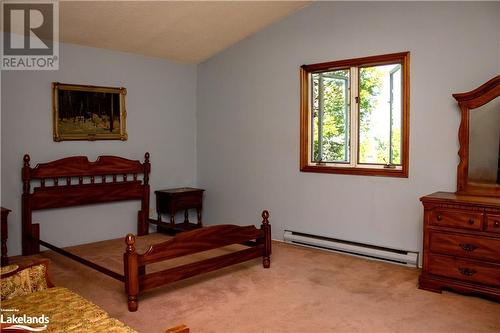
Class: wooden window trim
300,52,410,178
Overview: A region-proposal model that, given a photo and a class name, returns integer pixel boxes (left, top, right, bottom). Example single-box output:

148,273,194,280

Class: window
300,52,410,177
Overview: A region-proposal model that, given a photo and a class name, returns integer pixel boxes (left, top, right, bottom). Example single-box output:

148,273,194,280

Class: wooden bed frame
22,153,271,311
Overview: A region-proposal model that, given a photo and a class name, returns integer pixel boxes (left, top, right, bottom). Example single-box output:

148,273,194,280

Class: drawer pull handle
437,215,443,221
468,219,474,225
458,267,477,276
459,243,477,252
494,221,500,228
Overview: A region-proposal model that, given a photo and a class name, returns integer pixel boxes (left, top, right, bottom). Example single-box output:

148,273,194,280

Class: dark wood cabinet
419,192,500,300
152,187,205,233
1,207,11,266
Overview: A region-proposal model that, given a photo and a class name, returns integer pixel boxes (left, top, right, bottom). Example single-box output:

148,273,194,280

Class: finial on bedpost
125,233,136,253
143,152,150,185
23,154,30,167
260,210,271,268
261,210,269,225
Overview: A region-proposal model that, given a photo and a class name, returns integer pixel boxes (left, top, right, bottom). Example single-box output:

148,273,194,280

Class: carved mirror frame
453,75,500,197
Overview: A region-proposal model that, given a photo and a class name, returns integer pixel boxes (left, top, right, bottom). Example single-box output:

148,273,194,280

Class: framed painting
52,82,128,141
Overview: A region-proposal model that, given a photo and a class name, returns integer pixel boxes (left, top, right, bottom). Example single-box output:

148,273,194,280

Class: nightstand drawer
429,231,500,263
486,214,500,234
428,254,500,287
429,209,483,230
173,196,202,210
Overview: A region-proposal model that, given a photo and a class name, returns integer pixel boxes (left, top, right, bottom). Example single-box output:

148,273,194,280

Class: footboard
124,210,271,311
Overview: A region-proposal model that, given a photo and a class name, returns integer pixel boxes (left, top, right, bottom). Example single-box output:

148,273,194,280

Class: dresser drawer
486,214,500,234
428,254,500,287
429,231,500,263
429,209,483,230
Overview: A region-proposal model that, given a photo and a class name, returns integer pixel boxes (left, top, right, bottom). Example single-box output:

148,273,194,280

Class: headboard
21,153,150,255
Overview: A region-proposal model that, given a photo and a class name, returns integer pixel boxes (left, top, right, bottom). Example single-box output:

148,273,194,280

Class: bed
21,153,271,311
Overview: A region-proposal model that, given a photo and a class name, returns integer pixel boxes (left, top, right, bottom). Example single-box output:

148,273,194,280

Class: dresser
419,192,500,299
418,76,500,300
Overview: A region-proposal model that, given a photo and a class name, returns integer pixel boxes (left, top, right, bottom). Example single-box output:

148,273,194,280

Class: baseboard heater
283,230,419,267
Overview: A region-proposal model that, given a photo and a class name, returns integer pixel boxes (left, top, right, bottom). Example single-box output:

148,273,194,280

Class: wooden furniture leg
124,234,139,312
197,208,202,226
137,152,150,236
261,210,271,268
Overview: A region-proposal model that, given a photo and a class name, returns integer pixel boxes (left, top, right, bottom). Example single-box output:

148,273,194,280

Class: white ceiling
60,1,311,64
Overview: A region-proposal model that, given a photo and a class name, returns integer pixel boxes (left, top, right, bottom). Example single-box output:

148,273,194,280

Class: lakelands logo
1,0,59,70
0,312,49,332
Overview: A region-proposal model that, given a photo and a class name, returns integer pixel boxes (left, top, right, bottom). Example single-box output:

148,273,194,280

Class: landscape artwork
52,82,128,141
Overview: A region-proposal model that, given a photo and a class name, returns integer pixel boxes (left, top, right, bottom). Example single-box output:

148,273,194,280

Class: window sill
300,164,408,178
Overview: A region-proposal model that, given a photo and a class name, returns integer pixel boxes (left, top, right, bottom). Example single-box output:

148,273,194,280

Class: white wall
1,43,197,256
196,2,500,251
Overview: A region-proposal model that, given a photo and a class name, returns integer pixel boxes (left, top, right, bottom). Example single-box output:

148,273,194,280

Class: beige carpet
11,234,500,333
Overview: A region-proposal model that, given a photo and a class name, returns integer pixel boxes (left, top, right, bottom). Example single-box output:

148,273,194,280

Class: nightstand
152,187,205,233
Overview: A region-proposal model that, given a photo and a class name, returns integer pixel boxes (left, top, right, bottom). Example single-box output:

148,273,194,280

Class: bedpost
124,234,139,312
22,154,38,255
261,210,271,268
138,152,150,236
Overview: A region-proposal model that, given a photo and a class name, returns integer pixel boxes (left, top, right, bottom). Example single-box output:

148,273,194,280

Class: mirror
468,97,500,185
453,75,500,197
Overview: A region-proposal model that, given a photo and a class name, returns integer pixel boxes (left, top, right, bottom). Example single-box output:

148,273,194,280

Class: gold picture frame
52,82,128,141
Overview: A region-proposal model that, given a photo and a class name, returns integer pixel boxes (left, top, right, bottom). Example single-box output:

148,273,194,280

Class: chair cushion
1,263,48,301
